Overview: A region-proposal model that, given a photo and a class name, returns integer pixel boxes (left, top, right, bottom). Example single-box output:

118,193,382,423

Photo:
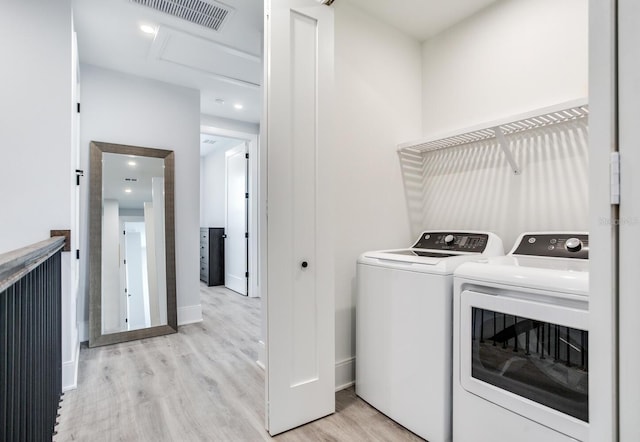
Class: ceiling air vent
130,0,234,32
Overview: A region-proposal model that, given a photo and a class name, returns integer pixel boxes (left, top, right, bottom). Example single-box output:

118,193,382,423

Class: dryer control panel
512,233,589,259
411,232,489,253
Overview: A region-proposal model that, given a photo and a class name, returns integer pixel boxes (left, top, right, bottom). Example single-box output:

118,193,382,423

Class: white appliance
356,231,504,442
453,232,589,442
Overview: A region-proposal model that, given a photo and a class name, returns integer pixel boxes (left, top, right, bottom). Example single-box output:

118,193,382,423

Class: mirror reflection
101,153,167,334
89,141,177,347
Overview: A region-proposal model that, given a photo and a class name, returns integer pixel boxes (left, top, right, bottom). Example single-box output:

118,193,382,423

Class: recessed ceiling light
234,103,244,110
128,161,136,166
125,188,132,193
140,24,156,35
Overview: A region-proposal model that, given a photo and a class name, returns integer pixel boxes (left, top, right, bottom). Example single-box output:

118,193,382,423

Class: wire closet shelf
397,99,589,155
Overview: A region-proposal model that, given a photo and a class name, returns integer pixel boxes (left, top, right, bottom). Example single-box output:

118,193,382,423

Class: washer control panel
411,232,489,253
512,233,589,259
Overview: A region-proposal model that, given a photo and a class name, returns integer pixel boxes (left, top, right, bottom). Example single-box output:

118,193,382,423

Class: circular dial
565,238,583,252
444,234,455,245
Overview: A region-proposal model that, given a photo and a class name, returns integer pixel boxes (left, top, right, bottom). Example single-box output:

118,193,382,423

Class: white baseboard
80,320,89,343
256,340,265,370
62,340,80,392
178,304,203,326
335,357,355,392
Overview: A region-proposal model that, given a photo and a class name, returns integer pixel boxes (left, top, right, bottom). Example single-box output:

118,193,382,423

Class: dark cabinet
200,227,224,286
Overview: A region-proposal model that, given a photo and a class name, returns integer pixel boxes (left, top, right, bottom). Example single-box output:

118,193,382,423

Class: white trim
62,340,80,392
177,304,203,325
80,320,89,343
335,357,355,392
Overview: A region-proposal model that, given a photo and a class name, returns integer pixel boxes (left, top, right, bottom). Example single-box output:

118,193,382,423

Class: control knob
444,234,455,246
565,238,583,253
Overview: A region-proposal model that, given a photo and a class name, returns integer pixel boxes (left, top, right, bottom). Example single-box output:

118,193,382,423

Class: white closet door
225,143,248,295
265,0,335,435
618,0,640,439
125,230,147,330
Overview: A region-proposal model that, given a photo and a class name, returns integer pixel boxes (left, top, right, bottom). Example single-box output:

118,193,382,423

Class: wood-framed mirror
89,141,177,347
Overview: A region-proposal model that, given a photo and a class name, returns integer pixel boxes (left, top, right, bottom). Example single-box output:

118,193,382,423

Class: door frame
200,125,260,301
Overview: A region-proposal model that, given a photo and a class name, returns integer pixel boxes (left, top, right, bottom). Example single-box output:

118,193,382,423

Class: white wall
201,114,259,135
333,2,422,388
422,0,588,135
412,120,589,249
0,0,79,391
0,1,73,253
200,143,243,228
79,64,202,338
416,0,589,249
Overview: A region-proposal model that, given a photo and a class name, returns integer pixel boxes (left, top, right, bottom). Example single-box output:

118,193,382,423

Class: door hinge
76,249,80,260
124,259,127,264
77,102,80,113
125,318,128,323
245,192,249,199
245,272,249,278
611,152,620,205
245,232,249,238
245,153,249,159
75,169,84,186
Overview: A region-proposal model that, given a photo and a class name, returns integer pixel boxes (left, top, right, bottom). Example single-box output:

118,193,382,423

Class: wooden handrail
0,237,65,293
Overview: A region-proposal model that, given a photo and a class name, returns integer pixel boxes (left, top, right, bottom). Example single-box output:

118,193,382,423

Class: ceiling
102,152,165,210
343,0,498,42
200,134,245,157
73,0,497,129
73,0,263,123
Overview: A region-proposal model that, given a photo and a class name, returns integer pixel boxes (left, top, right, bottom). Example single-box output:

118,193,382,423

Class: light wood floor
56,284,423,441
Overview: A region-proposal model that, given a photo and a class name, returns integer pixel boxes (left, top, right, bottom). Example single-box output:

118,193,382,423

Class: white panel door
265,0,335,435
618,0,640,439
225,143,248,295
588,1,619,441
125,230,147,330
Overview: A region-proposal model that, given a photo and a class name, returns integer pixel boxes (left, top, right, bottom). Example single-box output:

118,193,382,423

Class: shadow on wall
399,118,589,247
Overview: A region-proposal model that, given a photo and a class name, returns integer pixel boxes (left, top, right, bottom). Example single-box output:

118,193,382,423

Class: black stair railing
0,237,65,442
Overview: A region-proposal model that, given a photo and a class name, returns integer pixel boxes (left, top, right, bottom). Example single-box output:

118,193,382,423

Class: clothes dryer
453,232,589,442
356,231,504,442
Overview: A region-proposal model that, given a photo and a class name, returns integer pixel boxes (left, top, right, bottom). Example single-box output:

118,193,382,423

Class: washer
453,232,589,442
356,231,504,442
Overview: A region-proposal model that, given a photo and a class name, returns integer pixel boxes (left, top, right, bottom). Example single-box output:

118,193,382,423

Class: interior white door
125,228,148,330
618,0,640,439
225,143,248,295
265,0,335,435
588,1,618,441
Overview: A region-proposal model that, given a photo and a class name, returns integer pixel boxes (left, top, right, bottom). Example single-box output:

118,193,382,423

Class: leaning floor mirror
89,141,178,347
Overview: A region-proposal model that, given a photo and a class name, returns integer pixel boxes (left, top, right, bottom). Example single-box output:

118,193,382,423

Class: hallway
56,285,422,441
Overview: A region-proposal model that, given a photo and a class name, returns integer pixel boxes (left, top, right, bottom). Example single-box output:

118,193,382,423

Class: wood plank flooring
56,284,423,441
